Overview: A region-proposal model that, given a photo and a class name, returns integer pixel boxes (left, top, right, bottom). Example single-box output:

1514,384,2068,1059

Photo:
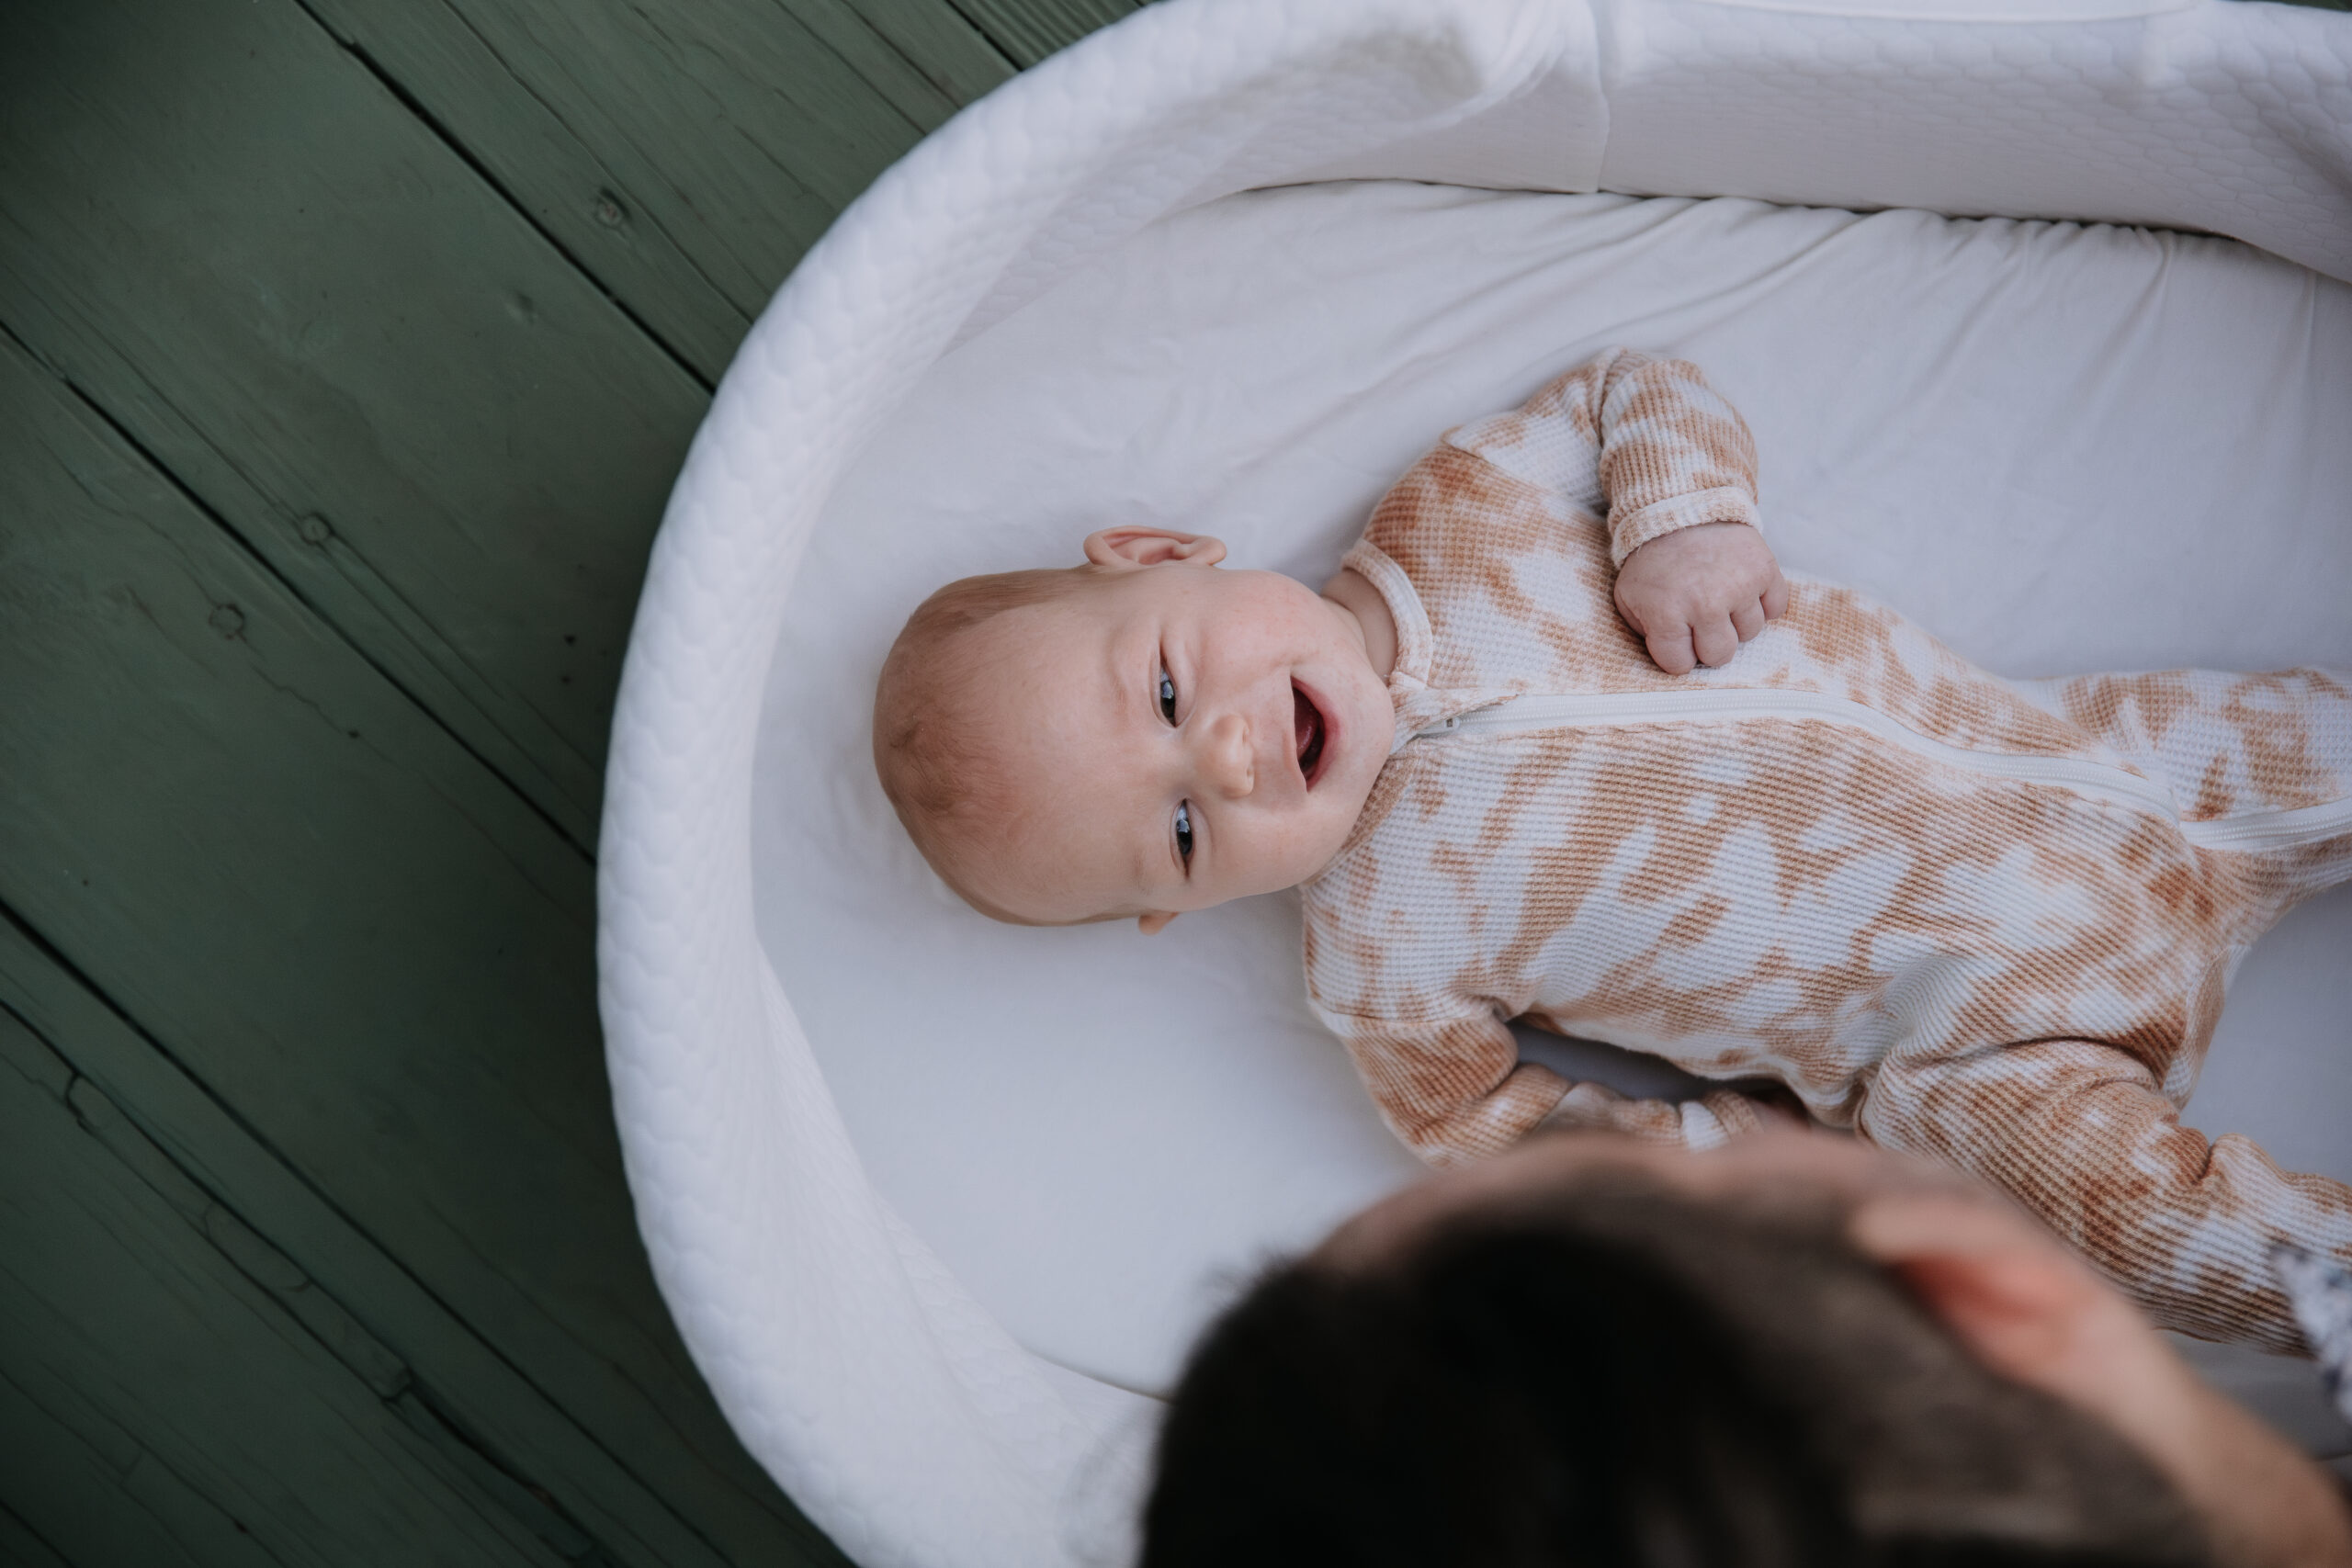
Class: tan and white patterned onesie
1301,349,2352,1350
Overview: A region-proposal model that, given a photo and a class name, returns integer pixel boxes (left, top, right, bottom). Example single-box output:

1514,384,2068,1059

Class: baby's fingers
1730,599,1767,642
1692,615,1740,668
1645,623,1699,675
1763,570,1791,621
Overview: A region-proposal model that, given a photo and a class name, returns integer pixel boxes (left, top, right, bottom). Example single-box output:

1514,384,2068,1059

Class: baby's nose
1200,711,1254,799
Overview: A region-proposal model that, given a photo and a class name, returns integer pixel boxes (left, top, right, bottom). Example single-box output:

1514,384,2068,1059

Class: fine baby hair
872,563,1095,921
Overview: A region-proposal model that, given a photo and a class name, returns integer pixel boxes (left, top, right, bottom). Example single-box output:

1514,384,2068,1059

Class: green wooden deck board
0,1009,571,1568
0,329,838,1564
0,912,759,1568
292,0,761,387
0,1499,77,1568
0,0,712,846
304,0,1015,381
1,1369,262,1568
944,0,1141,68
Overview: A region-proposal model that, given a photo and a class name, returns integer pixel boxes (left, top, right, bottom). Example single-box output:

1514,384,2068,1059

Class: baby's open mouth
1294,682,1329,786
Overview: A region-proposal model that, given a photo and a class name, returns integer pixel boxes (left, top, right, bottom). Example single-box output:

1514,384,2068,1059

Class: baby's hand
1613,523,1789,675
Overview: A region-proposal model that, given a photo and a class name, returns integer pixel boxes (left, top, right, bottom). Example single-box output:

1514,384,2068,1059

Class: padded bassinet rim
595,1,2352,1564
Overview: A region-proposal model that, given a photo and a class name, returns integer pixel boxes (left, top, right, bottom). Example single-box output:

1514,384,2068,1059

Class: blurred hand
1613,522,1789,674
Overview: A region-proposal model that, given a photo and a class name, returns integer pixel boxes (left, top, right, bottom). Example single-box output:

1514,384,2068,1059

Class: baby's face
960,554,1392,927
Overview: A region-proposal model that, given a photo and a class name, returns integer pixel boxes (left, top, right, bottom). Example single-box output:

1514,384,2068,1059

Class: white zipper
1418,689,2350,853
2183,795,2352,852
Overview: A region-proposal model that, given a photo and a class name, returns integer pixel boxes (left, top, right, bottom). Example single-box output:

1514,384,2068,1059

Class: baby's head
873,525,1395,930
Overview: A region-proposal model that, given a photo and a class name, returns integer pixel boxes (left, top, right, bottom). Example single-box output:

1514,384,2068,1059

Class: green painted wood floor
0,0,1133,1560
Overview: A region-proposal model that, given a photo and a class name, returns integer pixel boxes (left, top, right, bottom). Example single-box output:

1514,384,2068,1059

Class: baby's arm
1323,1005,1800,1168
1455,348,1788,673
1866,1036,2352,1353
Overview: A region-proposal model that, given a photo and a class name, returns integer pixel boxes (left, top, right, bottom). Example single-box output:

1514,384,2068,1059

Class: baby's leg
1865,1032,2352,1351
1861,668,2352,1351
2022,667,2352,920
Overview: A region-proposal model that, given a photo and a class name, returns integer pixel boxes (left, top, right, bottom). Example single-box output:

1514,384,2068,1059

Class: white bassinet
597,3,2352,1563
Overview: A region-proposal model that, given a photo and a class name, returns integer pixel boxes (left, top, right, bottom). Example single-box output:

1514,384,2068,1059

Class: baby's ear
1083,526,1227,570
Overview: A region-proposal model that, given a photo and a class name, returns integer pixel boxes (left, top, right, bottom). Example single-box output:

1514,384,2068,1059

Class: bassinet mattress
760,178,2352,1394
600,1,2352,1562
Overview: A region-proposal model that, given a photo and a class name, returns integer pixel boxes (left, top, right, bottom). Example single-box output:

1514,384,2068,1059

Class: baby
872,349,2352,1352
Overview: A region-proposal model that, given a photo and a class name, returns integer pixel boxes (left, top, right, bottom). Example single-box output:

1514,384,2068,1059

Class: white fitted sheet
753,181,2352,1402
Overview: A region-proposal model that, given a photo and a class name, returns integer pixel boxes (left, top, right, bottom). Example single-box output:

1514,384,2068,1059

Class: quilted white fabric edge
596,1,2352,1563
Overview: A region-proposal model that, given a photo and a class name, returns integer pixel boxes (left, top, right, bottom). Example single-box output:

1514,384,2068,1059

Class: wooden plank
297,0,762,385
0,1500,76,1568
817,0,1027,104
301,0,1012,378
0,911,764,1568
0,1010,571,1568
0,321,837,1562
0,1371,243,1568
0,0,712,846
944,0,1141,68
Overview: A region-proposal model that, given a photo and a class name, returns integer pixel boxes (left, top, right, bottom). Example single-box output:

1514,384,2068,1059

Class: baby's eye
1174,801,1193,866
1158,667,1179,725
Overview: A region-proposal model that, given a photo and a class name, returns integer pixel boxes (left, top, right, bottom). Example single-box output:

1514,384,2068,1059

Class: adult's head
1144,1132,2352,1568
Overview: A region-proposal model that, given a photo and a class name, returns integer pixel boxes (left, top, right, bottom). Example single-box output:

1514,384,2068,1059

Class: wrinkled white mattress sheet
754,183,2352,1399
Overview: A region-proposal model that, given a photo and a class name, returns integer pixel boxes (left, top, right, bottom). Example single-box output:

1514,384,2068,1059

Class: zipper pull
1404,692,1517,745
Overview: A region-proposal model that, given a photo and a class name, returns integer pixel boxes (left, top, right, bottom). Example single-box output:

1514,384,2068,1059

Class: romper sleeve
1864,1036,2352,1354
1321,1004,1801,1168
1447,347,1763,568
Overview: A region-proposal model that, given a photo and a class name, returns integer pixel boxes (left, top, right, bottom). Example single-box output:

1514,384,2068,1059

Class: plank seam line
0,319,598,865
941,0,1142,70
939,0,1026,73
288,1,719,398
0,1361,303,1568
805,0,1022,119
0,900,742,1567
936,0,1041,67
27,1032,623,1565
618,0,935,153
0,1495,77,1568
392,1383,630,1565
725,0,1022,117
314,0,755,352
401,1381,639,1567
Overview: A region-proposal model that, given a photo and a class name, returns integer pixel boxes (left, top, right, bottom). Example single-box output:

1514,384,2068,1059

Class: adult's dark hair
1142,1175,2210,1568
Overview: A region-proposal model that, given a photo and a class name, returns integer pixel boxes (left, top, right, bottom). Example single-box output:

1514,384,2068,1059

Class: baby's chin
1317,718,1391,826
1262,792,1385,897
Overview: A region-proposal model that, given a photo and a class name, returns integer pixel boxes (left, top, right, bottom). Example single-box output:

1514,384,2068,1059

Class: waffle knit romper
1299,350,2352,1350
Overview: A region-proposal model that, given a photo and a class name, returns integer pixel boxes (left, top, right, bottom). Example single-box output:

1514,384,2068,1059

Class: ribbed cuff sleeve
1609,486,1763,568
